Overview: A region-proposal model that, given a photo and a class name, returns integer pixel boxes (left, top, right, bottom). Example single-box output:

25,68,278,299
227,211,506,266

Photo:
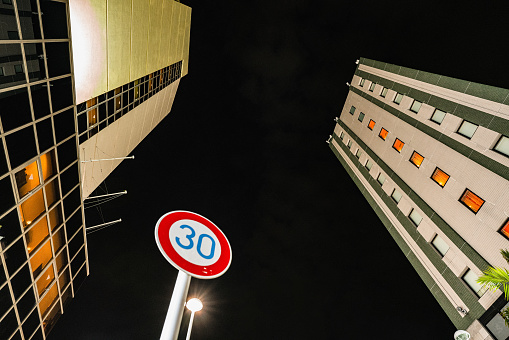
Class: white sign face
168,219,222,267
155,211,232,279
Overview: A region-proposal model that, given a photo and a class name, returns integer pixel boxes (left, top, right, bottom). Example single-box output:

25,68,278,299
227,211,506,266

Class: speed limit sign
155,210,232,279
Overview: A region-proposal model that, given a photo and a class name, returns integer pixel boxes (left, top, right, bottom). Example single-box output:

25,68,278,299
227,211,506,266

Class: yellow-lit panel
175,5,184,65
130,0,150,80
160,0,173,68
36,263,55,297
26,216,49,254
169,4,181,65
69,0,108,103
107,0,132,90
147,0,163,73
40,150,56,182
20,189,45,226
30,240,53,277
39,283,59,318
182,6,191,76
15,160,40,199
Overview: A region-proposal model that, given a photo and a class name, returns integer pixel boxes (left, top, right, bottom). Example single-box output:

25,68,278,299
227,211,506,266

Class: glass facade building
0,1,86,339
0,0,191,338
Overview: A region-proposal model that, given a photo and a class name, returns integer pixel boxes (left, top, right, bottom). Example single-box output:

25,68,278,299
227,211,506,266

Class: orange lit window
48,205,62,231
460,189,484,213
379,128,388,140
148,73,153,92
40,150,57,181
500,220,509,239
393,138,404,152
431,168,449,187
115,87,122,110
45,179,60,207
20,189,46,227
36,263,55,297
86,97,97,127
15,160,41,199
39,283,59,319
25,216,49,254
409,151,424,168
368,119,375,130
30,240,53,277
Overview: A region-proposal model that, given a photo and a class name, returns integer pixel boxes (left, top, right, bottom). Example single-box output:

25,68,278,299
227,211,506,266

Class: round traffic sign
155,211,232,279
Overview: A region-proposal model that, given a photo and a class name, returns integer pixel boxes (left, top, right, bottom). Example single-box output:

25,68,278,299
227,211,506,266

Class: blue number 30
175,225,216,260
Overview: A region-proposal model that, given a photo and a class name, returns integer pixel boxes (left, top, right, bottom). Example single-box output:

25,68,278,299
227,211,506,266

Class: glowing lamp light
186,298,203,313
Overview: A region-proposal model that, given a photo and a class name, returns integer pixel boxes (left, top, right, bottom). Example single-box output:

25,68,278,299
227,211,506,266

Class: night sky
49,1,506,339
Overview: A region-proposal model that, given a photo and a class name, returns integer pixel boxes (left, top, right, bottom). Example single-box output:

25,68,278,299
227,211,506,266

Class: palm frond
501,249,509,265
477,267,509,300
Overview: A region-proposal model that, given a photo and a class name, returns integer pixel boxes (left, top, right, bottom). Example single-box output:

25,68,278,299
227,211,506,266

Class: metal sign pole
160,270,191,340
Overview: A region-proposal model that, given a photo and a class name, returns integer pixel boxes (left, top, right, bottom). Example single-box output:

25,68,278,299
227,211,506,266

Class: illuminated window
36,263,55,298
30,239,53,277
377,173,386,186
368,119,375,130
392,138,404,152
39,283,59,319
409,151,424,168
499,219,509,240
493,135,509,157
431,168,449,187
391,189,402,203
349,106,356,115
380,87,388,98
48,204,62,231
409,209,422,226
15,160,41,199
460,189,484,213
40,150,57,182
463,269,487,297
359,78,365,87
410,100,422,113
355,149,362,159
148,73,154,92
393,93,403,104
457,120,478,139
347,140,352,149
365,159,373,171
45,178,60,207
25,215,49,254
339,131,344,140
430,109,446,124
86,97,97,127
20,189,46,227
358,112,365,122
369,82,376,92
379,128,388,140
432,234,449,257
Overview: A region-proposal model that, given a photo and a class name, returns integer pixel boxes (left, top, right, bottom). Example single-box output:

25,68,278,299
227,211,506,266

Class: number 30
175,225,216,260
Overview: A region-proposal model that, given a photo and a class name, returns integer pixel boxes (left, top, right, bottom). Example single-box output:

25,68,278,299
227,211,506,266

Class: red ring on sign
155,211,232,279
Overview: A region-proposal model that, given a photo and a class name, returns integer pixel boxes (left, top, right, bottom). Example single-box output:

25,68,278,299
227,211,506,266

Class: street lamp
185,298,203,340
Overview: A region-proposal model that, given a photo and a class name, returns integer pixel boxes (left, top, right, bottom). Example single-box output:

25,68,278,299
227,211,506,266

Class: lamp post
185,298,203,340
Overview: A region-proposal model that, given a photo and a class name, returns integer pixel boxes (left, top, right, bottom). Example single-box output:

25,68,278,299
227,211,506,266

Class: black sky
49,1,507,339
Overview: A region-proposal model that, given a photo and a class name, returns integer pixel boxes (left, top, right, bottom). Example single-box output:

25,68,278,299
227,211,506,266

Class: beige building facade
330,58,509,340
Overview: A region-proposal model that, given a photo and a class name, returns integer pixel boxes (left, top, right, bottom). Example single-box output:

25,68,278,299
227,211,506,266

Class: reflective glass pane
463,269,485,296
55,248,68,273
377,173,385,186
48,204,62,231
457,120,478,139
39,282,58,319
20,189,45,227
394,93,403,104
431,109,446,124
24,43,46,82
432,235,449,256
15,160,41,199
410,100,422,113
409,209,423,226
0,43,25,90
45,178,60,207
40,150,57,182
391,189,402,203
52,227,65,253
494,136,509,157
25,215,49,254
31,83,51,119
5,126,37,169
45,42,71,78
30,239,52,278
17,0,42,39
0,87,31,131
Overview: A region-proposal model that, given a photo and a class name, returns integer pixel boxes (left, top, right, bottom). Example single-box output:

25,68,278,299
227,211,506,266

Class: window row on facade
338,129,487,298
357,78,509,158
348,105,491,217
76,60,183,144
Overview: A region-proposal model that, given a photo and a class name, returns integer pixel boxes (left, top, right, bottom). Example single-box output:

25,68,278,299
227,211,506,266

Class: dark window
63,187,80,220
71,247,86,276
0,284,13,318
0,87,32,132
0,308,18,340
0,177,15,216
349,106,356,115
49,76,73,112
69,228,84,256
45,42,71,78
53,108,75,143
60,163,78,195
24,43,46,81
11,264,31,300
40,0,68,39
0,209,21,249
5,125,38,169
73,264,87,292
57,137,77,170
7,31,19,40
36,118,54,153
4,237,27,275
30,83,51,119
22,309,41,340
65,210,82,243
0,67,4,76
0,140,8,177
358,112,365,122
